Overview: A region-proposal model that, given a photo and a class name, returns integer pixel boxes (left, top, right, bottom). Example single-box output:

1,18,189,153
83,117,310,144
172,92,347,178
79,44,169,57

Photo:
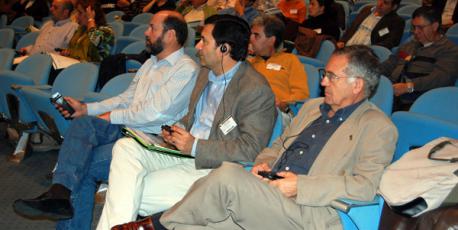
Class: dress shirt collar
55,18,72,27
208,61,242,84
150,47,185,66
319,99,365,121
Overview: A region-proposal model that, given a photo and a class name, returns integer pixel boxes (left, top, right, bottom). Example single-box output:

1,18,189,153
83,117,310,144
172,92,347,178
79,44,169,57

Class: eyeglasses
318,68,356,82
411,23,431,31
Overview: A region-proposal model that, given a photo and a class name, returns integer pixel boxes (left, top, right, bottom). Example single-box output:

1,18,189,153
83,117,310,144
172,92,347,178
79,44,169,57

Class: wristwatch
406,82,414,93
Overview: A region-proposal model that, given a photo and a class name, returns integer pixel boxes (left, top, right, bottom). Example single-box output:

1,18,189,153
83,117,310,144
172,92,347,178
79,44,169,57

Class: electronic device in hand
161,125,173,133
258,171,284,180
50,92,75,118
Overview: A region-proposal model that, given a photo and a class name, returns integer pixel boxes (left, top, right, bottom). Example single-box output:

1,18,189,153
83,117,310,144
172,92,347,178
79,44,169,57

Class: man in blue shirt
98,14,276,229
13,10,199,229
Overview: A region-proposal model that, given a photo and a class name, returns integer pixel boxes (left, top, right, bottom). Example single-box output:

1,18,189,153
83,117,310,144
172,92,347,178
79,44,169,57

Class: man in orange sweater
248,15,309,113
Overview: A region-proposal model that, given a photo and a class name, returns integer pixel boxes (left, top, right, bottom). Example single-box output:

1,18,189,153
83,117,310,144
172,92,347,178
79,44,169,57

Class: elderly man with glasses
380,6,458,111
124,45,398,230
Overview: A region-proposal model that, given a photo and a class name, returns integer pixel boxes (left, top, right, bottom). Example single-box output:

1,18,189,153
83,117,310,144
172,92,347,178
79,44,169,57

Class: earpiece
220,44,228,53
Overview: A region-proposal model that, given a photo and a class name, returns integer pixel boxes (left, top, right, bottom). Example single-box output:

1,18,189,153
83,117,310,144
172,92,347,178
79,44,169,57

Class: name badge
290,9,298,14
266,63,282,71
313,28,322,34
219,116,237,135
378,27,389,37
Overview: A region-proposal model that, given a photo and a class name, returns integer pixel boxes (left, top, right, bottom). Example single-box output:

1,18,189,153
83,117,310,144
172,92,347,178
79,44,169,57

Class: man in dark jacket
337,0,404,49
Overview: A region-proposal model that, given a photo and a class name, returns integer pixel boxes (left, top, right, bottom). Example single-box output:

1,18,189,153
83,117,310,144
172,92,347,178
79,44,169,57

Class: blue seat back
185,26,196,47
184,47,199,64
370,45,392,62
0,48,15,70
316,40,335,64
99,72,134,97
391,111,458,162
15,53,53,85
0,14,6,28
52,63,99,98
10,15,34,28
369,75,393,116
397,4,418,17
129,24,148,40
15,31,39,50
108,21,124,38
131,13,153,24
304,63,321,98
112,36,141,54
121,40,145,54
446,23,458,36
0,28,14,48
105,10,125,23
409,87,458,124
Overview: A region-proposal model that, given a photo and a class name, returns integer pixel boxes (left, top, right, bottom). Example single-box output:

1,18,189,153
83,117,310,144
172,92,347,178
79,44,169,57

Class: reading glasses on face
411,23,432,32
318,69,358,82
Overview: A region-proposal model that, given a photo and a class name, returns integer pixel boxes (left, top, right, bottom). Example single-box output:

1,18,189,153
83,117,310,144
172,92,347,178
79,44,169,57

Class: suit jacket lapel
208,62,247,137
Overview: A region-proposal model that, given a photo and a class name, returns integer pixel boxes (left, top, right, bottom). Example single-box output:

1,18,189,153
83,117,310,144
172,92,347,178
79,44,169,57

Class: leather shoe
13,192,73,220
111,216,155,230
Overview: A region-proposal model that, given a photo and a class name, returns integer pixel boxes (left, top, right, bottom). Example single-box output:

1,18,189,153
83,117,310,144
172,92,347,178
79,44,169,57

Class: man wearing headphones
97,14,276,229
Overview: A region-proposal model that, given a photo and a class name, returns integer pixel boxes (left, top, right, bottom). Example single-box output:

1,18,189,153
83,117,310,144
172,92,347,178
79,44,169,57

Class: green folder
121,127,194,159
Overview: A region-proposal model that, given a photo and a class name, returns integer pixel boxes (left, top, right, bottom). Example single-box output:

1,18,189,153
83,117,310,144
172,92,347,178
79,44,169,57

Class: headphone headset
220,44,228,53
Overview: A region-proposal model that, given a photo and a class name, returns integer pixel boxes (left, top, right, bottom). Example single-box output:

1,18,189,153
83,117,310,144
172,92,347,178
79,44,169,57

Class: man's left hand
97,112,111,122
269,171,298,198
393,83,409,96
162,125,194,154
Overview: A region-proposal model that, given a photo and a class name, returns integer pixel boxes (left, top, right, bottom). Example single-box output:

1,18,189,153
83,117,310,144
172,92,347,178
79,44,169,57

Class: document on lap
121,127,194,159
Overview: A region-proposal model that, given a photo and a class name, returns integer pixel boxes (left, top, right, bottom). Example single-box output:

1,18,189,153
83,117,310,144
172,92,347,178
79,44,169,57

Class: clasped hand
161,125,194,155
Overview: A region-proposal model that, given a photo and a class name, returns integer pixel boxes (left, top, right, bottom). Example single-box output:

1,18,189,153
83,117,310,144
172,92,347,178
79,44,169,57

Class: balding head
50,0,73,21
155,10,188,46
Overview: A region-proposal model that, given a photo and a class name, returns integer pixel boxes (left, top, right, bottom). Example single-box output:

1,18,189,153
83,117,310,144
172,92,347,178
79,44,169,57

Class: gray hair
333,45,381,98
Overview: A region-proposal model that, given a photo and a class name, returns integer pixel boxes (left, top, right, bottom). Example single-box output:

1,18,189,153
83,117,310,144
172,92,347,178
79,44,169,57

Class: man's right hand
55,96,87,119
251,163,272,179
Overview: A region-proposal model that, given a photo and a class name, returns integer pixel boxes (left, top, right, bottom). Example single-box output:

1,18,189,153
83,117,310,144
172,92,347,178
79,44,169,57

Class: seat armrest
331,196,381,213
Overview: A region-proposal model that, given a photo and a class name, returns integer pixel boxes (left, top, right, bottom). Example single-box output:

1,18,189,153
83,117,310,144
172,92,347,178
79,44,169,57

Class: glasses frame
411,23,432,32
318,68,359,82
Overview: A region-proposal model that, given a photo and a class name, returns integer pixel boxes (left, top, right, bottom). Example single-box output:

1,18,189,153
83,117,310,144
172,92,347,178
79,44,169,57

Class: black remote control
161,125,173,133
258,171,284,180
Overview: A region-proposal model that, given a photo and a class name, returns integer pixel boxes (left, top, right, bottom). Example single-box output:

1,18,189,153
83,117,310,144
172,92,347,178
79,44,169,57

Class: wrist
406,82,414,93
88,18,95,23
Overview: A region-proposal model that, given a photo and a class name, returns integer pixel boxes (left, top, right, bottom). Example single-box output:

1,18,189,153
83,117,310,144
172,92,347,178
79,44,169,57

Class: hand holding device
50,92,75,119
258,171,284,180
161,125,173,134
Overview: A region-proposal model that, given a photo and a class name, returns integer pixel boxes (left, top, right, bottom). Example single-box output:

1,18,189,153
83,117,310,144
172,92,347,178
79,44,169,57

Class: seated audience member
218,0,259,25
178,0,217,25
337,0,404,50
248,15,309,113
301,0,340,41
59,1,114,62
277,0,307,24
380,6,458,110
98,14,276,229
433,0,458,30
206,0,236,11
12,11,200,229
19,0,78,55
117,45,398,230
142,0,176,14
100,0,118,14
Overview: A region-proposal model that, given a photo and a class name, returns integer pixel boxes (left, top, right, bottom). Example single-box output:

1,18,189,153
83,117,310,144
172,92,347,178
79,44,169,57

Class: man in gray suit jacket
98,14,276,229
158,45,398,230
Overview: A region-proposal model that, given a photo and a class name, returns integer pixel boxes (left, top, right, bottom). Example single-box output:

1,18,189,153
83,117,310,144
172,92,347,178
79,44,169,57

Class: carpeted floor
0,124,103,229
